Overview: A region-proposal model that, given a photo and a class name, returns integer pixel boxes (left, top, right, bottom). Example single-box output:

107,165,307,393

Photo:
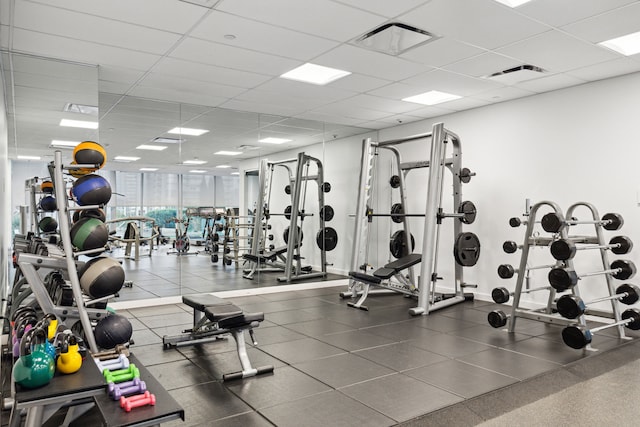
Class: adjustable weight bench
242,243,303,279
162,294,274,381
347,253,423,310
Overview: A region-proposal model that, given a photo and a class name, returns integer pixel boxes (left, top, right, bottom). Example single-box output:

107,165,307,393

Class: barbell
548,260,637,292
550,235,633,261
556,283,640,319
562,308,640,349
541,212,624,233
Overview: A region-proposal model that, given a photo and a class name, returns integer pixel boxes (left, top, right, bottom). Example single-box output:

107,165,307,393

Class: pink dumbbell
108,378,142,396
111,380,146,400
120,391,156,412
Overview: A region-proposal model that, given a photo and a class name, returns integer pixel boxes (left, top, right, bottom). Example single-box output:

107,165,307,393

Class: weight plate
285,185,291,195
284,205,293,220
316,227,338,251
389,175,401,188
389,230,415,259
390,203,404,224
453,232,481,267
320,205,334,222
322,182,331,193
460,167,473,183
458,200,477,224
283,226,303,245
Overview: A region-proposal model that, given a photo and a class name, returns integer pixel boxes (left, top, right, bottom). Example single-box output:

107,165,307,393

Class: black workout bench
242,243,306,279
162,294,274,381
347,253,423,310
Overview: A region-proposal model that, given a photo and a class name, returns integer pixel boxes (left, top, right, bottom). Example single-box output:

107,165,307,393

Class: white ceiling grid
1,0,640,173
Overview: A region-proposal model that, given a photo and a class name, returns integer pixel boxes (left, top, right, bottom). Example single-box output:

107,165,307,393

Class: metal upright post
283,152,305,281
350,138,376,275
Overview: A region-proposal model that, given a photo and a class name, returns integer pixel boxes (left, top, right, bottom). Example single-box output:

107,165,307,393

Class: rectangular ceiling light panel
355,23,436,56
140,167,159,171
599,31,640,56
168,127,209,136
50,140,81,149
59,119,99,129
152,137,184,144
114,156,140,162
137,144,168,151
280,63,351,85
17,155,41,160
259,137,291,144
494,0,533,7
183,159,207,165
402,90,461,105
214,150,242,156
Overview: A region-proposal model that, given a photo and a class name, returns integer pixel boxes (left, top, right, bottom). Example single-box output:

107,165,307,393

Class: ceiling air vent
487,65,545,84
353,22,437,56
63,103,98,116
152,137,184,144
236,145,261,151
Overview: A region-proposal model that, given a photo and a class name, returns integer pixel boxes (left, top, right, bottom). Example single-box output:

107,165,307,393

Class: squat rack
349,122,477,315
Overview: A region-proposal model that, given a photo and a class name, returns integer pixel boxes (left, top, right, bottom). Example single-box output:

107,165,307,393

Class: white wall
0,68,9,302
241,71,640,309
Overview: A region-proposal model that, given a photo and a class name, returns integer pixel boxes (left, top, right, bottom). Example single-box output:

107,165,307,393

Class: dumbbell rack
494,200,631,348
221,215,240,267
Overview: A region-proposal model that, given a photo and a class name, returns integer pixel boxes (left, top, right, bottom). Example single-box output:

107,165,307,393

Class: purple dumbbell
108,378,141,396
111,380,147,400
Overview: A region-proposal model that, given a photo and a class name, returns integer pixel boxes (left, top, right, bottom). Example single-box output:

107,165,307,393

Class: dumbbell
508,217,531,228
502,241,521,253
541,212,623,233
120,391,156,412
556,283,640,319
487,310,509,328
111,380,147,400
562,308,640,349
550,236,633,261
104,364,140,383
491,285,552,304
108,378,142,396
498,263,559,279
94,354,129,372
548,260,637,292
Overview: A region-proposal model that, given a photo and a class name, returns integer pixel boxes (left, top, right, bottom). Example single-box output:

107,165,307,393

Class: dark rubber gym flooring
3,248,640,426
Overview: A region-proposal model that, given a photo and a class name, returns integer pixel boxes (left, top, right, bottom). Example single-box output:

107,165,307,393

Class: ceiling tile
516,0,637,27
13,1,181,55
99,81,133,95
333,0,429,18
99,66,146,87
433,97,491,112
170,37,301,76
367,82,428,99
0,24,9,49
141,72,248,98
397,104,454,119
27,0,208,33
128,85,229,107
9,54,97,81
516,73,586,93
333,94,422,114
153,57,271,88
565,58,640,81
190,11,339,61
232,88,334,111
312,103,391,121
471,86,536,103
401,38,485,68
219,99,303,117
399,0,550,50
313,44,431,81
498,30,620,73
217,0,387,42
444,52,524,78
562,2,640,43
294,111,367,127
402,69,505,97
12,28,161,70
328,73,392,93
250,78,357,104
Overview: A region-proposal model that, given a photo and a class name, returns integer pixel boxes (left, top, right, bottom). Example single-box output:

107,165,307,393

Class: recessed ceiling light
152,137,184,144
183,159,207,165
59,119,99,129
168,127,209,136
280,63,351,85
113,156,140,162
599,31,640,56
402,90,461,106
216,165,231,168
137,144,167,151
259,137,292,144
140,167,159,171
494,0,533,7
214,150,242,156
189,170,206,173
63,103,98,116
17,155,41,160
231,172,239,175
50,140,81,149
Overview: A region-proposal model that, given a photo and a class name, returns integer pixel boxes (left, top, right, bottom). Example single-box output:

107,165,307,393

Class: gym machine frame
347,122,475,315
106,216,158,261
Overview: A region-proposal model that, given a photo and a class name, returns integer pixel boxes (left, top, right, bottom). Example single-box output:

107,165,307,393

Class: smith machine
344,122,480,315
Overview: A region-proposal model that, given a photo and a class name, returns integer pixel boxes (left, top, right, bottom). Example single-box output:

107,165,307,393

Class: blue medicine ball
72,174,112,206
39,196,57,212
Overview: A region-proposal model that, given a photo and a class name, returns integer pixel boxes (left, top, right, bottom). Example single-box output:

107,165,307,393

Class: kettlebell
13,327,56,389
57,335,82,374
13,316,37,358
35,314,58,360
39,313,59,341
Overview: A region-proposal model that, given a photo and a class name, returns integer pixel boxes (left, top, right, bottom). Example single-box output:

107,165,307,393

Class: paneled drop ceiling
2,0,640,173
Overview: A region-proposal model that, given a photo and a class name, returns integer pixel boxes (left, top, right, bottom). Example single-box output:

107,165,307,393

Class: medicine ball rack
344,122,478,315
490,200,635,350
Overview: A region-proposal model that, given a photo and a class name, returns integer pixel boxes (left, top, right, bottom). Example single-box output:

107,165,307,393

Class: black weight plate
389,175,401,188
602,213,624,231
283,226,303,245
285,185,291,195
316,227,338,251
389,230,415,259
617,283,640,305
453,232,481,267
320,205,334,222
610,235,633,255
284,205,293,220
458,200,477,224
390,203,404,224
460,167,472,183
322,182,331,193
487,310,508,328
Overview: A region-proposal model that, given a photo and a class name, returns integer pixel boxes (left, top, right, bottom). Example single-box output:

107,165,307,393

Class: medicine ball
38,217,58,233
94,314,132,349
69,161,97,178
39,196,57,212
72,141,107,169
72,174,112,206
70,217,108,252
40,181,54,194
79,257,125,298
79,208,106,222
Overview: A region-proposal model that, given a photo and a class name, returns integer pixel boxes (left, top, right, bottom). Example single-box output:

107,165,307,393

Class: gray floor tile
206,412,274,427
502,336,592,365
340,373,464,422
128,304,187,317
132,343,188,366
146,359,214,390
260,337,346,364
448,324,533,347
294,353,395,388
137,311,193,328
284,318,356,337
226,366,331,409
259,390,395,427
354,341,448,371
457,347,561,380
314,329,397,351
405,359,518,398
131,328,164,346
409,332,492,358
247,325,308,345
266,308,326,325
413,313,479,333
363,321,442,341
190,347,286,380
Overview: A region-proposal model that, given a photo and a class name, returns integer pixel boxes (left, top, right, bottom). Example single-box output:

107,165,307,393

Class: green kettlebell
57,335,82,374
13,327,55,389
